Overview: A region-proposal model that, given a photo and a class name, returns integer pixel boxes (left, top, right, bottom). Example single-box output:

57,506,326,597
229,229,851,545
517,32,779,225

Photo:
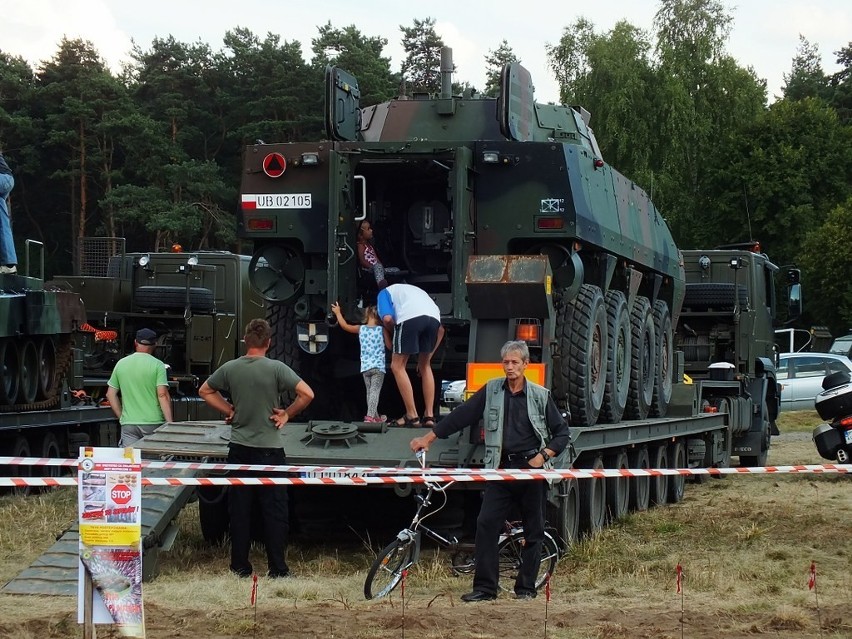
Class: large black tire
578,455,606,537
135,286,215,313
628,446,650,512
649,300,673,418
497,529,560,591
364,538,414,600
267,302,301,407
39,431,63,483
605,450,629,522
2,435,32,497
625,297,655,420
667,440,686,503
549,479,580,549
600,291,630,424
197,486,230,546
682,283,748,311
565,284,607,426
649,444,668,506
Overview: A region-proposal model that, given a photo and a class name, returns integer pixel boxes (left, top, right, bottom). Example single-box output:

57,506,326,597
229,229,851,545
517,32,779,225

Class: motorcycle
812,370,852,463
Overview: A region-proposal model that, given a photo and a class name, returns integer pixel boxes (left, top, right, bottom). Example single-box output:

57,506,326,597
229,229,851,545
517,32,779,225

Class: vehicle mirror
787,283,802,320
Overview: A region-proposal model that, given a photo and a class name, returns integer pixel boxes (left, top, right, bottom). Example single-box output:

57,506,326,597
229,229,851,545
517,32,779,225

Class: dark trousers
227,443,289,575
473,469,547,595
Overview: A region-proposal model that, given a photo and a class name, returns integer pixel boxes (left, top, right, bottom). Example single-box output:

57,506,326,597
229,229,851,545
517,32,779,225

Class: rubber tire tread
565,284,607,426
600,291,630,424
683,283,748,311
625,297,655,420
135,286,215,313
364,538,413,599
497,530,560,591
649,300,673,418
605,450,629,522
667,440,686,503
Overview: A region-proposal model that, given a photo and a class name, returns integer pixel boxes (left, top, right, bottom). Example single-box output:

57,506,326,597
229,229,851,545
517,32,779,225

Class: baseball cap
135,328,157,345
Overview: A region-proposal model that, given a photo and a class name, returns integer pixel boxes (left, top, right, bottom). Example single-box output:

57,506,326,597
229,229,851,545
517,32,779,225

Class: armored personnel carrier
240,49,683,427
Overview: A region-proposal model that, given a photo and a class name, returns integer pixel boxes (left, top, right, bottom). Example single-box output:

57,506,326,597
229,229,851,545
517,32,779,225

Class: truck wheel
566,284,607,426
39,432,63,482
605,450,629,522
625,297,655,420
549,479,579,549
135,286,215,313
1,436,32,497
578,455,606,537
649,301,673,418
600,291,630,424
649,444,668,506
667,440,686,503
197,486,229,546
628,446,650,512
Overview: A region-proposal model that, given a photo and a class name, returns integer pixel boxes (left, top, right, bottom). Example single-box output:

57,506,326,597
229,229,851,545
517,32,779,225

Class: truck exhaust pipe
440,47,453,99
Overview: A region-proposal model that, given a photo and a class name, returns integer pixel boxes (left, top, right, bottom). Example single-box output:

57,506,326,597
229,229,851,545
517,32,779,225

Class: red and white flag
545,572,551,602
250,574,258,605
808,562,816,591
676,564,683,594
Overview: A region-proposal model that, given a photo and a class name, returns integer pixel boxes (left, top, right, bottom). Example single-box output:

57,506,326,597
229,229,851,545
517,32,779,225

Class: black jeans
472,461,547,595
227,443,289,575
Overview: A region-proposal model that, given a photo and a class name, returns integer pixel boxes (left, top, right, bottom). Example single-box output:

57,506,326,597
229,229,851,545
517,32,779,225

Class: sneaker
0,265,16,274
514,591,537,600
460,590,497,602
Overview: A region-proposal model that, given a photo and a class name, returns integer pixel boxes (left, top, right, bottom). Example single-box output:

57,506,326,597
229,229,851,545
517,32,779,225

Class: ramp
2,466,197,596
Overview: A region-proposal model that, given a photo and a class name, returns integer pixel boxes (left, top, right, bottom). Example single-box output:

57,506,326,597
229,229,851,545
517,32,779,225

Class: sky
2,1,850,104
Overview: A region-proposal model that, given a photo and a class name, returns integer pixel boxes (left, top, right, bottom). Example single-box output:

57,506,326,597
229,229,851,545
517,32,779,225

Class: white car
442,380,466,408
777,352,852,411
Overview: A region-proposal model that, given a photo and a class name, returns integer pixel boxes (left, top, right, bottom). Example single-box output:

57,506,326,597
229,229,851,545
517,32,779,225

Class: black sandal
421,416,436,428
390,415,421,427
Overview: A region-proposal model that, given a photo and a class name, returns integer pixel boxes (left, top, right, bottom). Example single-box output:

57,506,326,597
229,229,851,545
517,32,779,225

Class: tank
238,48,685,427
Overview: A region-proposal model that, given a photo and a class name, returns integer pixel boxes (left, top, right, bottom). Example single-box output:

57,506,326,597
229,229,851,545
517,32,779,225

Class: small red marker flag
250,574,258,605
401,568,408,597
545,572,551,602
676,564,683,593
808,561,816,590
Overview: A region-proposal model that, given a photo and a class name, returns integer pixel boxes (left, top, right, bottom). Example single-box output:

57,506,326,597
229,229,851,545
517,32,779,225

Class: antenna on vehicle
743,183,753,241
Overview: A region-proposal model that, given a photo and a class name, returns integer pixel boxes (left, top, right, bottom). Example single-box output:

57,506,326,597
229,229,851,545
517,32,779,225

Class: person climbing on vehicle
409,340,571,601
0,151,18,274
331,301,387,423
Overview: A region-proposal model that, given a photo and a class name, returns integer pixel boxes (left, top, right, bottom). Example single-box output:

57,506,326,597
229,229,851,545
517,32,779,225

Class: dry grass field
0,410,850,638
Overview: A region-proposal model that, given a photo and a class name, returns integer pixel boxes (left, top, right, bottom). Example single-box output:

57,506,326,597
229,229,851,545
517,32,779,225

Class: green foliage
483,40,518,98
782,36,831,102
399,17,446,95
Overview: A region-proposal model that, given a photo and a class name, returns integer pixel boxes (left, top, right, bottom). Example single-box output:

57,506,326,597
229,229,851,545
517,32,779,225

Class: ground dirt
1,427,850,639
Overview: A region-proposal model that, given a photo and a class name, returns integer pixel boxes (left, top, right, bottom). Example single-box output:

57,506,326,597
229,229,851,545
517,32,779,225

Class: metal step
1,467,197,596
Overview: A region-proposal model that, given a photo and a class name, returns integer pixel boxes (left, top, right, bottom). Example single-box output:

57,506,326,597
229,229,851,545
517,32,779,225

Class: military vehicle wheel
667,439,686,503
566,284,607,426
2,436,32,496
37,337,57,400
578,455,606,537
549,479,579,549
268,302,301,405
0,339,20,405
18,339,40,405
649,300,673,418
625,297,655,420
39,432,64,484
628,446,650,512
600,291,630,423
135,286,215,313
605,450,629,522
197,485,229,546
649,444,668,506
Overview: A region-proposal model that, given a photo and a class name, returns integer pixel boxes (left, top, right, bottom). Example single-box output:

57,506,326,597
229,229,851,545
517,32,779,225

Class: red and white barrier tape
1,464,849,487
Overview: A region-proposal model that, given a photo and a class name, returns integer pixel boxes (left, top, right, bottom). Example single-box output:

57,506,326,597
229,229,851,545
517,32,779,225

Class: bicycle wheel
497,530,559,592
364,538,415,600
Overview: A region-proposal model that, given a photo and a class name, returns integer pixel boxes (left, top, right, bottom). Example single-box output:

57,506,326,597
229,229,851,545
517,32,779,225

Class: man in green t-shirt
199,318,314,579
106,328,173,446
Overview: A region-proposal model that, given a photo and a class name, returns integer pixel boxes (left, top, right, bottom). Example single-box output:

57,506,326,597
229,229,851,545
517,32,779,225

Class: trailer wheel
625,297,655,420
628,446,650,512
649,301,673,418
605,450,629,522
135,286,215,313
0,339,21,404
549,479,580,549
197,485,229,546
565,284,607,426
2,436,32,497
649,444,668,506
600,291,630,423
578,455,606,537
39,432,63,482
667,440,686,503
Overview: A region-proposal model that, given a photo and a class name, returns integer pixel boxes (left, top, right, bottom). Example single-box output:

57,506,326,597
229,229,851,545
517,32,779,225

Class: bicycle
363,451,560,600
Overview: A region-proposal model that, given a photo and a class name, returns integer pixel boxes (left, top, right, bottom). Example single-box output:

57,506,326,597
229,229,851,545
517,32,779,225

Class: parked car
828,333,852,358
777,352,852,411
442,380,466,408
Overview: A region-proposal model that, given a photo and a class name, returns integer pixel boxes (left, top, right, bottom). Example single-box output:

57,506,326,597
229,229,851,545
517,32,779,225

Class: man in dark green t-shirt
200,319,314,579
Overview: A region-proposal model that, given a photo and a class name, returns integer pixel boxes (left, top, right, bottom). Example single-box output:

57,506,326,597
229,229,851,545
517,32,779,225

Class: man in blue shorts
377,283,444,427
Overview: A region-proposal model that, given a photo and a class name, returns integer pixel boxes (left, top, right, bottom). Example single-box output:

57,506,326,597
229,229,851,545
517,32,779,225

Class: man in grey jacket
410,340,571,602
